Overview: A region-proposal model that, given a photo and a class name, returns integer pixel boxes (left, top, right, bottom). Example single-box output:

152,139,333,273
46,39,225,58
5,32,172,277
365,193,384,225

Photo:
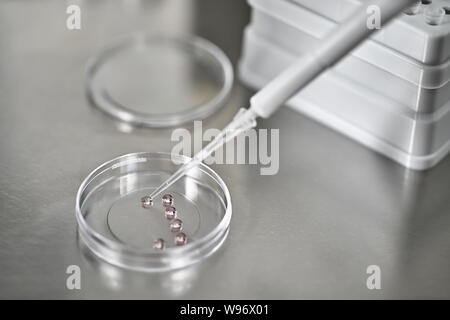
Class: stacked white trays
239,0,450,170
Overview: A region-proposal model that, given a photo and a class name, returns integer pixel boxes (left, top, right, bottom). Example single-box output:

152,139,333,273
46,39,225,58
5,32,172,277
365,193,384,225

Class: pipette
146,0,418,201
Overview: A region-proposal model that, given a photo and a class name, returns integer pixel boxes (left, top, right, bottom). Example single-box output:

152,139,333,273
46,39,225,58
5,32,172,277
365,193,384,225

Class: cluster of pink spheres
140,194,187,250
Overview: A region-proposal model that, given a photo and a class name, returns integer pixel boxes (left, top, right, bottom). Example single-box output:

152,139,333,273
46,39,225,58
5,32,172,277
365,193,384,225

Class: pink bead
169,218,183,232
162,194,174,207
165,206,177,220
152,238,165,250
141,196,153,208
174,232,187,246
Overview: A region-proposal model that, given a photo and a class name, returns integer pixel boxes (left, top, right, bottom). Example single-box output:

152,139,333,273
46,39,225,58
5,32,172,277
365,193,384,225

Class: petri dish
76,152,232,272
86,33,234,127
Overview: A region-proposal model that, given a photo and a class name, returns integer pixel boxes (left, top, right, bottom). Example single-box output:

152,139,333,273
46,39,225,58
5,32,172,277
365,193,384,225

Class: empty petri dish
86,34,233,127
76,152,232,272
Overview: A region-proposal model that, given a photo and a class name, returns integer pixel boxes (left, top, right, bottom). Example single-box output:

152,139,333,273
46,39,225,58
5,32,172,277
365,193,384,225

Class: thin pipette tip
145,107,257,201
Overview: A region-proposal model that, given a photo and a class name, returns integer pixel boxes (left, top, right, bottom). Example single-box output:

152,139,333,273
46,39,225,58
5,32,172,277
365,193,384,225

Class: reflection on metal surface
392,159,450,297
78,234,209,297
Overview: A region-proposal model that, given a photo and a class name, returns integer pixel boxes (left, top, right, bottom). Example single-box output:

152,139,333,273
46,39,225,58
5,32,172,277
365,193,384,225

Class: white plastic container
239,28,450,169
249,0,450,113
291,0,450,64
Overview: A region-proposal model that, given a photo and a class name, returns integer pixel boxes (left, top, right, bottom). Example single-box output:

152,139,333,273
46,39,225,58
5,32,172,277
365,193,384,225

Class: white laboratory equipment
239,0,450,170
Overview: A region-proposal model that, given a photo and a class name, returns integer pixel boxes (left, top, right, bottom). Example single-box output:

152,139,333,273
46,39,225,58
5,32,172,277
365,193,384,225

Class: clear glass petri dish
76,152,232,272
86,33,234,127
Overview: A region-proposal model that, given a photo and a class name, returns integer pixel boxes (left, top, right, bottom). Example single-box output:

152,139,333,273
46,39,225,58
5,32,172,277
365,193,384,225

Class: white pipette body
148,0,417,200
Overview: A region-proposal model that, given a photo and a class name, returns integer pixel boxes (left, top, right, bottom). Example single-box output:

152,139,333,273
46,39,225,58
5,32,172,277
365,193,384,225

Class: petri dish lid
86,33,234,127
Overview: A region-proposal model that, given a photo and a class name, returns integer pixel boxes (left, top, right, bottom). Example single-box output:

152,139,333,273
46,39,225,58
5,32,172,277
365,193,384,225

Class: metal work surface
1,0,449,299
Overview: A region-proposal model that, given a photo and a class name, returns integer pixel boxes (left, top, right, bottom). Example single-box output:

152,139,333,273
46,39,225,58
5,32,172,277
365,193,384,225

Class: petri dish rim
75,152,232,272
85,33,234,127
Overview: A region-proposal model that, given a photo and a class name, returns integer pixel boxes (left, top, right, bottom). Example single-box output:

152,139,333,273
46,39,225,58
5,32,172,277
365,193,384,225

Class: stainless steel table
1,0,449,299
